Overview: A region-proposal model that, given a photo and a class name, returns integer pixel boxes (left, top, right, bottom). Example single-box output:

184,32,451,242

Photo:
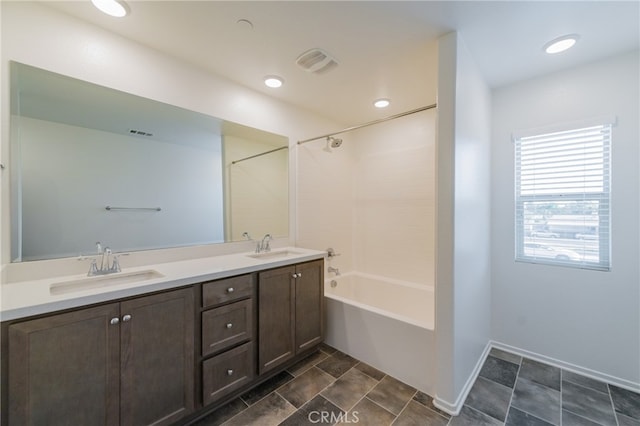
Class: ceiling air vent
296,48,338,75
129,129,154,137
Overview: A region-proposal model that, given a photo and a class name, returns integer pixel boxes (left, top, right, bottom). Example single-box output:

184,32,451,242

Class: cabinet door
294,260,324,352
8,303,121,426
120,288,195,426
258,265,296,375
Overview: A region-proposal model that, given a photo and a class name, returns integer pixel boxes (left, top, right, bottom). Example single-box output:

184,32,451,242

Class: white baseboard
432,341,492,416
491,340,640,393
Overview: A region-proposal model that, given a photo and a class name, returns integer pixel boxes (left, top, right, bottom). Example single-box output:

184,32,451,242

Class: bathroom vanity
0,249,325,426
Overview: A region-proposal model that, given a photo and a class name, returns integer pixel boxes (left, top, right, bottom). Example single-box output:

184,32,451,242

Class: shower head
328,136,342,148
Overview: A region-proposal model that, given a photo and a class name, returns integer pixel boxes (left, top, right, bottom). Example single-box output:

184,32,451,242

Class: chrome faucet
87,242,121,276
256,233,272,253
328,266,341,276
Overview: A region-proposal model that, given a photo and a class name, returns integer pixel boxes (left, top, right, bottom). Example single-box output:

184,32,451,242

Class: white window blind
515,123,611,271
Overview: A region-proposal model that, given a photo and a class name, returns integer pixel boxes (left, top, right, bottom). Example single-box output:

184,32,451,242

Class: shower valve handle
326,247,341,258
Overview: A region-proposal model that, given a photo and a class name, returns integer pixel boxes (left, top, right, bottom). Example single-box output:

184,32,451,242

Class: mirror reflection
10,62,289,262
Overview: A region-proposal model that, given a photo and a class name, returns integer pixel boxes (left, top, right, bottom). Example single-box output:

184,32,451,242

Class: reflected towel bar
105,206,161,212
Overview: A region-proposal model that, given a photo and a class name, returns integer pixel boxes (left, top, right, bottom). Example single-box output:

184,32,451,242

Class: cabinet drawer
202,299,253,356
202,342,254,406
202,275,253,308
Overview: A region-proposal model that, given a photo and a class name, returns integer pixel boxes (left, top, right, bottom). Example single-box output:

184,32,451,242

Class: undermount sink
50,270,164,295
247,249,303,260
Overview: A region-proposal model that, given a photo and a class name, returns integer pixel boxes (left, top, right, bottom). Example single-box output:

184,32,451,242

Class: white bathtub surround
324,272,435,394
297,100,437,401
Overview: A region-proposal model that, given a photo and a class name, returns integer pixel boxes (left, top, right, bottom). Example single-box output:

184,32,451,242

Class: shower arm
297,103,437,145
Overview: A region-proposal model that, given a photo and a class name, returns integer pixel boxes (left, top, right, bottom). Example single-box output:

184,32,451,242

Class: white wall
0,2,339,279
491,51,640,388
435,32,492,413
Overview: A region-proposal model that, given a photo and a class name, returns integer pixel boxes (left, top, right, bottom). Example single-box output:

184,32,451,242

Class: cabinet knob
292,272,303,278
110,317,120,325
227,287,234,293
227,369,234,376
297,272,303,278
226,323,233,329
122,314,132,322
292,273,297,278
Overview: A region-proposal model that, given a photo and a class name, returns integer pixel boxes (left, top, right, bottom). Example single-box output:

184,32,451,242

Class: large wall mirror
10,62,289,262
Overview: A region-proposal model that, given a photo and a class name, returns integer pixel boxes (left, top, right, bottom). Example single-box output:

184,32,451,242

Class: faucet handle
87,259,99,276
111,255,122,273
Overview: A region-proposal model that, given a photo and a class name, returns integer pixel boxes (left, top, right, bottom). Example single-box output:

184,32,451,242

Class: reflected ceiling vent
129,129,154,137
296,48,338,75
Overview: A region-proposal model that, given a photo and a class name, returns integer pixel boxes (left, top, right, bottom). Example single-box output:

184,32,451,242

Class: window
515,122,611,271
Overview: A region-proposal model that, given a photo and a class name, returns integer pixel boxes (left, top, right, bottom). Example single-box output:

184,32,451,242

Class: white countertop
0,247,325,321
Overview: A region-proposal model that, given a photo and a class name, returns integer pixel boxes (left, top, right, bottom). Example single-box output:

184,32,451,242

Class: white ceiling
44,1,640,125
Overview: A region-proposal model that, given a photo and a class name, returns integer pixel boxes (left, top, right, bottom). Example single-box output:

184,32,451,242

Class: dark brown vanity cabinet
258,259,324,375
6,288,195,426
200,274,255,407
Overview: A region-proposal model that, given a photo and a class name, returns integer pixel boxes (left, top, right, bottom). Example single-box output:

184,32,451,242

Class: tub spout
328,266,341,276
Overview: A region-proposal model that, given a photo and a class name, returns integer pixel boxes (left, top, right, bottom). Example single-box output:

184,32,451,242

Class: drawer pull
227,369,234,376
226,323,233,329
226,287,234,293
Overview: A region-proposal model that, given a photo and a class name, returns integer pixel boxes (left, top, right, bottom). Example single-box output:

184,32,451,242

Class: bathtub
324,272,435,394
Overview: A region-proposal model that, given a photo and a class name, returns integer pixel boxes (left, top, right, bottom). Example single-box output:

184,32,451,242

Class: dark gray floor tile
448,405,503,426
618,412,640,426
562,380,616,426
367,375,417,416
489,348,522,365
286,351,329,377
191,398,248,426
240,371,295,405
319,343,338,355
562,370,609,393
506,407,554,426
321,367,378,411
279,395,344,426
277,366,336,408
562,409,604,426
223,392,295,426
354,361,386,381
393,400,449,426
317,351,359,378
413,391,451,419
511,377,561,425
609,384,640,420
518,358,560,391
337,397,396,426
479,355,519,388
465,376,512,422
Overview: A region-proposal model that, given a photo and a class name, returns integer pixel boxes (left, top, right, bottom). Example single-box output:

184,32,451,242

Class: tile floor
189,344,640,426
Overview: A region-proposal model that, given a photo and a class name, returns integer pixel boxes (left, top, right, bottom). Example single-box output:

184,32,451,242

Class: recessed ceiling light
91,0,128,17
544,34,579,54
264,76,284,88
374,99,390,108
